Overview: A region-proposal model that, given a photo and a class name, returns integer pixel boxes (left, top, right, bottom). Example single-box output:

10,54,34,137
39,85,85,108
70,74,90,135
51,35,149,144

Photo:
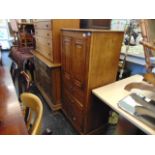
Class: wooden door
61,36,73,92
71,35,89,104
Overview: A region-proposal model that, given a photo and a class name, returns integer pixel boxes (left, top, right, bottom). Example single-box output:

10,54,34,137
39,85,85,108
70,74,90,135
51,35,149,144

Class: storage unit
61,29,124,134
33,20,80,111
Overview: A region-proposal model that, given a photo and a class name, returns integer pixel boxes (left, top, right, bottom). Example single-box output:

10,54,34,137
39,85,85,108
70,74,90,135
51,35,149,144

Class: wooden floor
1,50,78,135
1,50,119,135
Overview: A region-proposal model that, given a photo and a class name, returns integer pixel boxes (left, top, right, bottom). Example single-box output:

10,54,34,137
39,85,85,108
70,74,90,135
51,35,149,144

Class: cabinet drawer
62,89,84,132
36,45,53,61
35,37,53,61
35,29,52,39
35,36,52,49
34,21,52,30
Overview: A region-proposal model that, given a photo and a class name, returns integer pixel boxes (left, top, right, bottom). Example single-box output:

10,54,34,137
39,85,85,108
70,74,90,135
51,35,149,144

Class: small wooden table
92,75,155,135
0,67,28,134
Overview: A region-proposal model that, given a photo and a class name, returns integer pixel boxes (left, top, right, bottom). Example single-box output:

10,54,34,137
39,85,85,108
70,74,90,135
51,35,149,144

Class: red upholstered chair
9,20,35,94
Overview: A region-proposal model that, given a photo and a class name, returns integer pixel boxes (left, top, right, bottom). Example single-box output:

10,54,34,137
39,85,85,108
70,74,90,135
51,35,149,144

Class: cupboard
61,29,124,134
33,20,80,111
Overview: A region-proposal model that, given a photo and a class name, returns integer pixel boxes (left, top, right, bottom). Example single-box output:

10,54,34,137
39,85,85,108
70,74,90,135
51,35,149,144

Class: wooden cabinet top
61,28,124,33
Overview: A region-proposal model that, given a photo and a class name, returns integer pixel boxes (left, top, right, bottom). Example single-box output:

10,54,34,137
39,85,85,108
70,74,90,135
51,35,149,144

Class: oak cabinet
61,29,124,134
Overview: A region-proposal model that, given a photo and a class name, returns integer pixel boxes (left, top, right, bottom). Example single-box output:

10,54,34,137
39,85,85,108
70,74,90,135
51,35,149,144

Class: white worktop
92,75,155,135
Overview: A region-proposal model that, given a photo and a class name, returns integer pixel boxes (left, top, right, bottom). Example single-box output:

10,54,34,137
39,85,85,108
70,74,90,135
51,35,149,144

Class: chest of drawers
34,20,80,63
33,20,80,111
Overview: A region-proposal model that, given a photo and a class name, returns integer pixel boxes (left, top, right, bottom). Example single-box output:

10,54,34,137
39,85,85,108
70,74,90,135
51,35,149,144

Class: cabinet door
61,36,73,91
71,37,88,103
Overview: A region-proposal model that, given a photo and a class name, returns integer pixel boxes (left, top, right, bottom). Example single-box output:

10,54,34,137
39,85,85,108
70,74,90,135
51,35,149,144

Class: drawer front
34,21,52,30
35,29,52,39
35,36,52,49
36,44,53,61
35,37,53,61
62,89,84,132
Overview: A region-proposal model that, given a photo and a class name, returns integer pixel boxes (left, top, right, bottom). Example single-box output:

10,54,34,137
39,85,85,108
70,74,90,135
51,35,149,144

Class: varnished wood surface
0,67,28,135
61,29,124,134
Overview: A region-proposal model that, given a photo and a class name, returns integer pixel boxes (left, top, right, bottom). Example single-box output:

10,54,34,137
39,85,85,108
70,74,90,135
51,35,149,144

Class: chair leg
10,62,15,82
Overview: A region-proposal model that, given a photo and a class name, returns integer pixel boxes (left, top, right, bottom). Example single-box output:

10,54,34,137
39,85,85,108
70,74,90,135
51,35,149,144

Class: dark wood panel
34,56,61,111
80,19,111,29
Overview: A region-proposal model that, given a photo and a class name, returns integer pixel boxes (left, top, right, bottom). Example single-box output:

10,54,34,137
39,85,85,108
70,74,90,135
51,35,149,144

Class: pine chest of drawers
33,20,80,111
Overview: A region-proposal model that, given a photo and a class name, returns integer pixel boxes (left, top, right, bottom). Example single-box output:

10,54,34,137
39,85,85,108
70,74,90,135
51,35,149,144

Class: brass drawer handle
46,24,49,27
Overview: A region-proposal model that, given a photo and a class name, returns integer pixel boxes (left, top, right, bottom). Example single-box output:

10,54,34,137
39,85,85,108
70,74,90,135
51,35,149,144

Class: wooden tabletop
92,75,155,135
0,67,28,135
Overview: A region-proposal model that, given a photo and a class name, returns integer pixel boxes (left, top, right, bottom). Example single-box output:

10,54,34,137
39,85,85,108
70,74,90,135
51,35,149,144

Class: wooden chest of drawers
34,19,80,63
33,20,80,111
61,29,124,134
